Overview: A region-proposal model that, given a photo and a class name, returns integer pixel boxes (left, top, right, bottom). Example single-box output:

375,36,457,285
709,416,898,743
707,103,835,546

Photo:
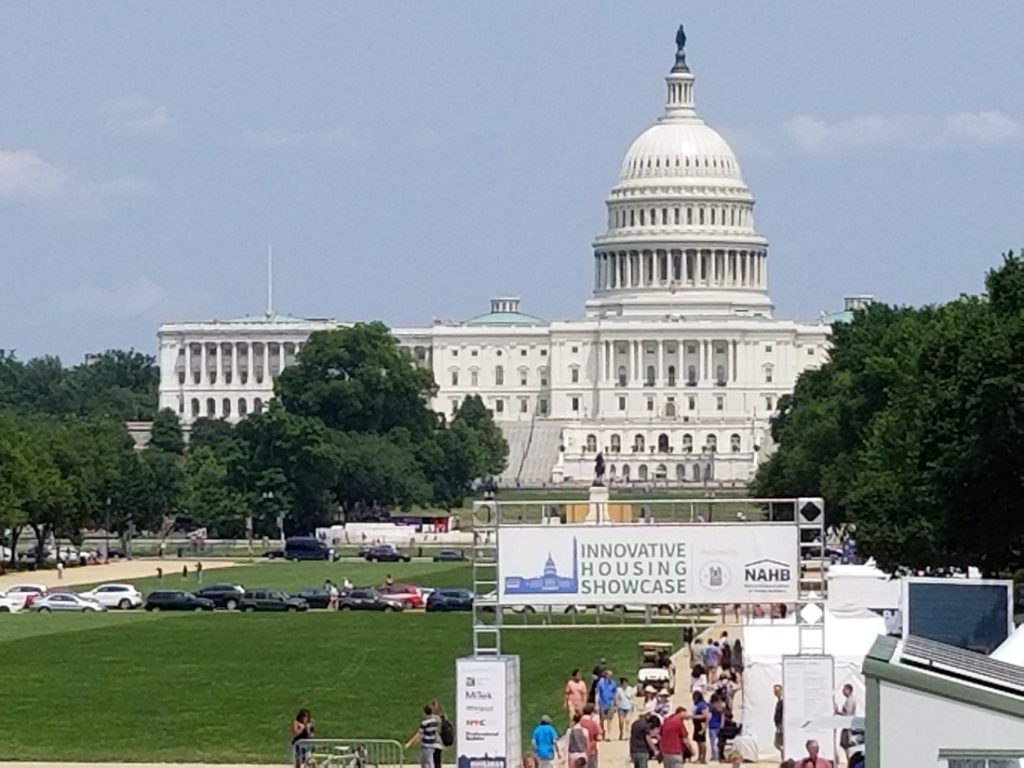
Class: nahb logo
744,558,792,589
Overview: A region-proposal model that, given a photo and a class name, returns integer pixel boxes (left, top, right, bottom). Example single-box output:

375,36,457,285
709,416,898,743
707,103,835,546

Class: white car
31,593,107,612
0,592,26,613
79,583,143,610
5,584,47,607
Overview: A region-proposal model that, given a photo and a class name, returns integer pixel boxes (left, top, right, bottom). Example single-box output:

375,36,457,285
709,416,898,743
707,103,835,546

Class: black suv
194,583,245,610
241,589,309,612
364,545,411,563
145,590,215,612
339,588,405,611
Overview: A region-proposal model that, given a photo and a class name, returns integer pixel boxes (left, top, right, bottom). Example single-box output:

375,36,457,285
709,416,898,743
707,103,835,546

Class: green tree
148,408,185,454
183,445,250,538
452,395,509,478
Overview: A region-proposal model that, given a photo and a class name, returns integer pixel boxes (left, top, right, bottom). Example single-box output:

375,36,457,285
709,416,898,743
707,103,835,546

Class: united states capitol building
158,30,865,487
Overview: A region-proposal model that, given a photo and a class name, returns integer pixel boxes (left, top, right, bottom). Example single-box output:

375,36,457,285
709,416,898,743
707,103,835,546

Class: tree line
752,251,1024,576
0,323,507,564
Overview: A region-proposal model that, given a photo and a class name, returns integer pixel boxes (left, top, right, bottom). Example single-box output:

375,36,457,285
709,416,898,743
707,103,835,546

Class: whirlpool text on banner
496,523,798,606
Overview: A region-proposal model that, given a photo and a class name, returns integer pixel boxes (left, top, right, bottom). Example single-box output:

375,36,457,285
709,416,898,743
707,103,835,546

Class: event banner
455,656,521,768
782,655,836,763
497,523,799,606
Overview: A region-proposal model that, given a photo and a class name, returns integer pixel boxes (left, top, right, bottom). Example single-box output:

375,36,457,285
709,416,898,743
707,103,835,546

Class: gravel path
0,558,242,590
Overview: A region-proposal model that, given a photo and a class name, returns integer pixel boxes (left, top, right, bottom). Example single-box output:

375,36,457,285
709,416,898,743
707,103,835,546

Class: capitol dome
588,30,772,318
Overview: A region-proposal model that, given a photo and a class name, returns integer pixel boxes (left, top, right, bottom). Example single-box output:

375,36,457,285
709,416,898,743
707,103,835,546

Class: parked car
145,590,215,612
241,589,309,612
0,592,27,613
32,593,107,613
5,584,47,607
339,588,405,612
79,583,144,610
262,549,285,559
432,549,467,562
364,544,411,563
194,583,246,610
284,537,338,562
480,590,586,614
426,588,474,612
379,583,424,609
292,587,332,609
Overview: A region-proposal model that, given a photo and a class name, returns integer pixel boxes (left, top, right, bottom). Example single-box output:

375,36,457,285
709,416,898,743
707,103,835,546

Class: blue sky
4,2,1024,361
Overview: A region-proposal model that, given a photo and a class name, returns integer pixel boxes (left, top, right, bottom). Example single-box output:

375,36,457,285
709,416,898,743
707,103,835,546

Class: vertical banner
782,655,836,763
456,656,521,768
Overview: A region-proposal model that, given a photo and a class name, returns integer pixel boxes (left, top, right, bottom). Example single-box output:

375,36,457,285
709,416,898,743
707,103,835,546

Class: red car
379,583,424,609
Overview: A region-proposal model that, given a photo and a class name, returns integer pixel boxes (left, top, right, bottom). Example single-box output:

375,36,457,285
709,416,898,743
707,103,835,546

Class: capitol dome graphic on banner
502,541,580,595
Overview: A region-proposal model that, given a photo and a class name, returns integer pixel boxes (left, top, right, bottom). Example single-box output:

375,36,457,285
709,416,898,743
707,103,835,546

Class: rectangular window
539,398,548,415
647,397,654,412
571,397,580,412
520,349,527,356
716,396,724,411
451,399,459,414
688,396,696,411
765,396,773,411
807,347,815,356
540,349,548,356
540,372,549,387
519,398,528,413
470,370,478,386
452,349,459,357
571,368,579,383
618,396,626,411
764,344,772,353
520,372,528,386
471,349,478,357
765,368,773,384
495,400,504,413
450,371,459,386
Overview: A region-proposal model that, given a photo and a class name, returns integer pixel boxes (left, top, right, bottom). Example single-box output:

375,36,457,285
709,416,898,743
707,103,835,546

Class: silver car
31,593,107,613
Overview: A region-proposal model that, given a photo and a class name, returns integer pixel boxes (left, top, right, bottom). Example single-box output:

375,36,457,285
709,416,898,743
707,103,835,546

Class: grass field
0,609,677,762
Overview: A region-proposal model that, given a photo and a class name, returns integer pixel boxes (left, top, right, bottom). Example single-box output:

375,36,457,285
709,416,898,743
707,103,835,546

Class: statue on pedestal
674,23,689,71
593,451,606,486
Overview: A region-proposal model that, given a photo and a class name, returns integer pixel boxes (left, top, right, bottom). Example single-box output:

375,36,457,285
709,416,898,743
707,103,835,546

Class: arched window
495,366,504,386
622,464,631,480
716,365,726,384
617,366,628,386
470,369,479,387
704,463,713,481
645,365,655,386
608,464,617,477
222,398,231,418
661,208,668,225
658,433,670,452
674,208,680,225
639,209,645,226
610,434,621,453
765,365,774,384
665,400,676,418
682,433,693,454
451,369,459,386
705,434,717,452
238,398,248,417
667,365,676,386
655,464,667,480
190,398,200,418
699,208,705,225
730,433,741,452
692,464,701,481
687,207,693,225
710,208,716,225
630,209,635,226
638,465,649,481
571,366,580,384
676,464,686,481
206,398,215,417
687,365,697,385
633,434,645,452
253,397,264,414
586,434,597,452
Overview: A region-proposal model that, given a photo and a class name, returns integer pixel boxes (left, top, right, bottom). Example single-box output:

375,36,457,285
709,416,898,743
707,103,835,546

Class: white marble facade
157,40,840,485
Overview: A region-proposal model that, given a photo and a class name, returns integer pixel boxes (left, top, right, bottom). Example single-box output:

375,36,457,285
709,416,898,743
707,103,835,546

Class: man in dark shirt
628,714,658,768
773,685,784,758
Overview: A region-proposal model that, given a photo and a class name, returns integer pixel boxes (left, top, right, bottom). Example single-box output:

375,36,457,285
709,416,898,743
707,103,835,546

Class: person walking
596,669,618,736
566,713,590,768
530,715,560,768
405,703,442,768
690,691,710,764
564,669,588,719
707,696,725,762
628,713,659,768
658,706,692,768
580,703,603,768
773,685,785,759
615,677,634,740
196,561,204,584
290,708,314,768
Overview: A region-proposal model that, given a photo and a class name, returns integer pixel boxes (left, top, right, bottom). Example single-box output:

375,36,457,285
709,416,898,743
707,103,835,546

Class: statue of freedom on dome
674,24,689,71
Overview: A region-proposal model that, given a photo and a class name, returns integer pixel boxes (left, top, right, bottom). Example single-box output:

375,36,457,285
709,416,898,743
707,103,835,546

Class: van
284,537,337,562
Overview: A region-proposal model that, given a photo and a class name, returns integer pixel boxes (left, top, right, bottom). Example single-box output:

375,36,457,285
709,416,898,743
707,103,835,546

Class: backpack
440,717,455,747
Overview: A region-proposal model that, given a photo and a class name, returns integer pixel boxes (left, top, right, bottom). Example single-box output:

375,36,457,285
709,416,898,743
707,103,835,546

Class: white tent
826,562,901,612
991,623,1024,665
740,605,886,761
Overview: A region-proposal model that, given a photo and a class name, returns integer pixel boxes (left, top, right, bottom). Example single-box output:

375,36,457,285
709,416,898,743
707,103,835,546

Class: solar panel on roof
901,636,1024,696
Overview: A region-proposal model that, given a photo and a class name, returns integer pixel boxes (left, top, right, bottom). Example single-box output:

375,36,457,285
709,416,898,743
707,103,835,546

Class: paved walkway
0,558,241,590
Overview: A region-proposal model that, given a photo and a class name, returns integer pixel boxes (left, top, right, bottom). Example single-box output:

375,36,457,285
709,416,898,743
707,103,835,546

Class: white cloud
784,110,1023,154
0,148,147,218
241,128,352,151
59,278,165,316
101,94,174,137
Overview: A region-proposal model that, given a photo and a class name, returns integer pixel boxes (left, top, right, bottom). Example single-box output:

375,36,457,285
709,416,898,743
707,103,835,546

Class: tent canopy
991,623,1024,665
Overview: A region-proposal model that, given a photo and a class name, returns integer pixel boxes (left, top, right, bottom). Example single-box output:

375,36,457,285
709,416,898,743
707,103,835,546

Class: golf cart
636,641,675,695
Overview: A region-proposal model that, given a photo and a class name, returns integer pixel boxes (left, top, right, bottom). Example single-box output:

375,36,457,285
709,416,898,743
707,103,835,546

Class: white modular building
158,31,859,486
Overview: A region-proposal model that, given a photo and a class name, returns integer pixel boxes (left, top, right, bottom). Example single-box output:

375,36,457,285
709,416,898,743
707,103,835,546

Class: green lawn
0,611,676,762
